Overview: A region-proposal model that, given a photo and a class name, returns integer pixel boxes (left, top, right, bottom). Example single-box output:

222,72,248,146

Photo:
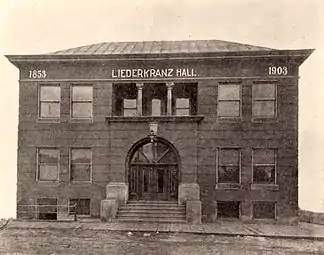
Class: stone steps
116,200,186,223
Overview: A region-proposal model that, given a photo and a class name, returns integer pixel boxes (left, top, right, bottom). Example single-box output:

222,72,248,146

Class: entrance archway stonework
127,137,180,201
101,127,202,223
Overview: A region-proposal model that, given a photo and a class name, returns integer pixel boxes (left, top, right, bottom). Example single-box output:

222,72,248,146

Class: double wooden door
129,164,178,201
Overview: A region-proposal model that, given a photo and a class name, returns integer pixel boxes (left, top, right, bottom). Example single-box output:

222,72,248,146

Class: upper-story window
112,82,197,117
252,82,276,118
39,85,60,119
175,98,190,116
37,148,59,181
252,149,277,184
217,83,241,118
217,148,241,184
71,85,93,119
123,99,137,117
151,99,162,116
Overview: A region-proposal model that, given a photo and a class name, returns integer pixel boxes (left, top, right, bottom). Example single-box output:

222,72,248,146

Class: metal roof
46,40,275,55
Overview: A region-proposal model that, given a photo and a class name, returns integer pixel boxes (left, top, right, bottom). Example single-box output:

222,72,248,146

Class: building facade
6,40,313,223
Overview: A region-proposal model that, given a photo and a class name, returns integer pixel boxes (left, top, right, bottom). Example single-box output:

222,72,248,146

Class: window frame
252,81,277,119
69,148,92,183
252,148,278,186
38,84,61,121
175,98,191,116
36,148,60,182
216,147,242,188
123,98,137,117
36,197,58,220
216,201,241,220
217,82,242,119
252,201,277,220
70,84,93,120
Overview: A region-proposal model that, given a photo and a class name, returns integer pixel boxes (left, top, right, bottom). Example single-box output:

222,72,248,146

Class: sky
0,0,323,218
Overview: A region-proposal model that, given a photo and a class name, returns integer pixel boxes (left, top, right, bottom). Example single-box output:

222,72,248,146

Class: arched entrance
127,138,179,201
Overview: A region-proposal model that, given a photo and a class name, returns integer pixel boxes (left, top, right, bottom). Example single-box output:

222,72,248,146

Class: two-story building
6,40,313,224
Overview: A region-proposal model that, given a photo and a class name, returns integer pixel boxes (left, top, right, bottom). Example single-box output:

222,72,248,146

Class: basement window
217,201,240,219
37,198,57,220
253,202,276,219
69,199,90,215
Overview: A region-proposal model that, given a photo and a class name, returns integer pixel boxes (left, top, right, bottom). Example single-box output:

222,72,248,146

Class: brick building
6,40,313,223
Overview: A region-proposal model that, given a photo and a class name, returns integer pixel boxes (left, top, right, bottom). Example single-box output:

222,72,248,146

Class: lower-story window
217,201,240,219
70,148,92,182
217,148,241,184
69,199,90,215
253,201,276,219
37,198,57,220
37,148,59,181
253,149,277,184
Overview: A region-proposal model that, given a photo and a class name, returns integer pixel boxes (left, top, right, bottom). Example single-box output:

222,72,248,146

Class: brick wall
16,58,299,222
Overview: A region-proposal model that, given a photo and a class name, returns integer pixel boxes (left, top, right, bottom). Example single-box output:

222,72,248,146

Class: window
151,99,162,116
252,83,276,117
39,85,60,119
37,148,59,181
69,199,90,215
176,98,190,116
70,148,92,182
217,201,240,219
123,99,137,117
71,85,93,119
143,83,166,116
113,83,137,116
173,83,197,115
217,148,241,184
253,202,276,219
37,198,57,220
253,149,276,184
218,83,241,117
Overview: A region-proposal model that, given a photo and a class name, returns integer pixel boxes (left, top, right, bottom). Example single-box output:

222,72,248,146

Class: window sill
70,181,92,184
251,184,279,191
37,180,59,185
217,117,242,123
252,117,279,123
216,183,242,190
37,118,61,123
70,118,93,123
252,218,277,222
106,115,204,123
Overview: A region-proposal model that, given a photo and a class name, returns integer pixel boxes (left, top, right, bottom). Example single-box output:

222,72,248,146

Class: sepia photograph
0,0,324,254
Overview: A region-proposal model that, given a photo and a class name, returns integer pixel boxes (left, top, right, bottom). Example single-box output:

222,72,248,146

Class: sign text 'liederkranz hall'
112,68,198,79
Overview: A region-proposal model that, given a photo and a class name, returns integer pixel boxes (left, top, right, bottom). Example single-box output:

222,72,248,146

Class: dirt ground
0,228,323,254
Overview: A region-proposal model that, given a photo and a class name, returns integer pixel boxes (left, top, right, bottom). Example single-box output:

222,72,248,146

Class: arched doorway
127,138,179,201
